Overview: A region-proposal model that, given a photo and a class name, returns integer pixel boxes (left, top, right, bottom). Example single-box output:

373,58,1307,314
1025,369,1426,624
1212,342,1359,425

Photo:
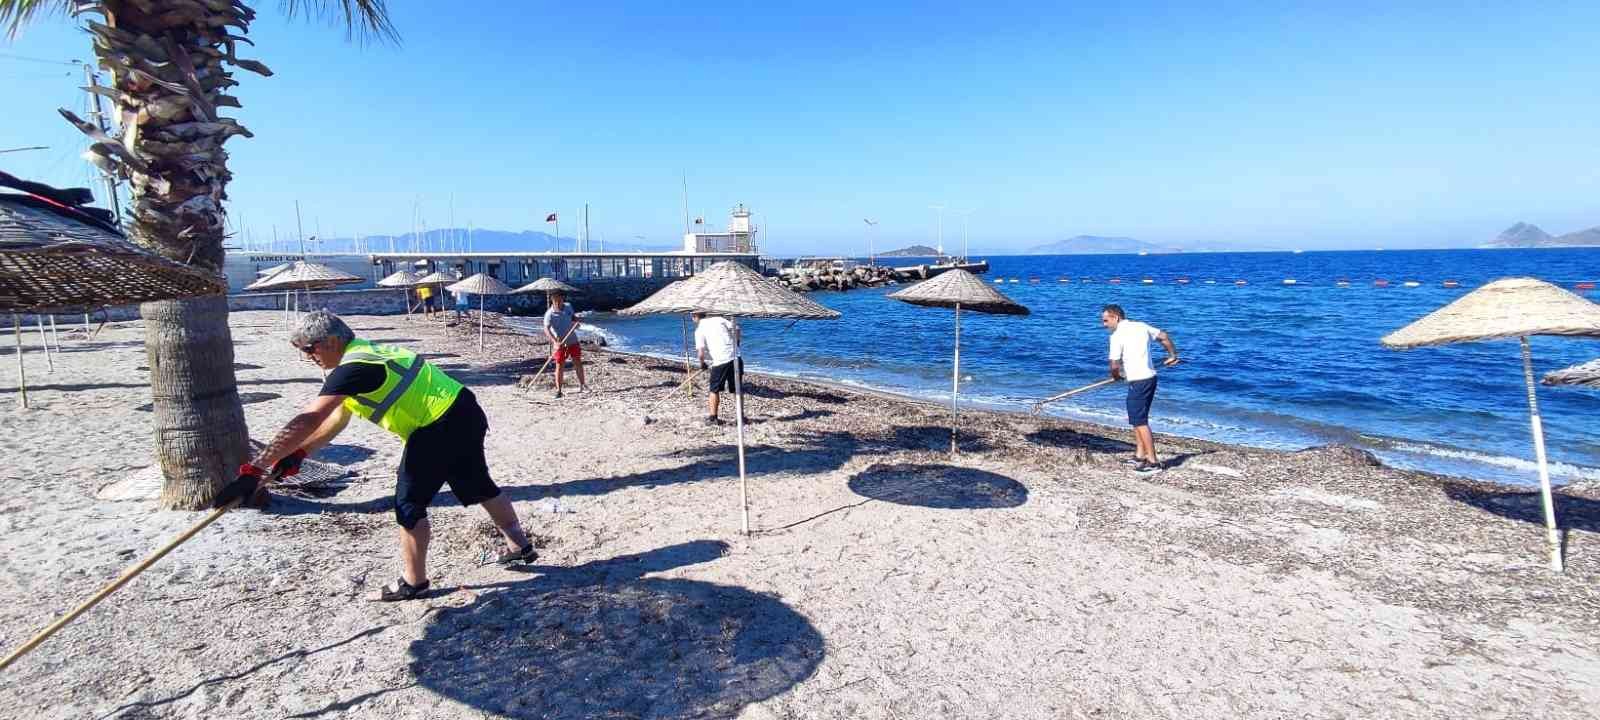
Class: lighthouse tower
682,204,759,253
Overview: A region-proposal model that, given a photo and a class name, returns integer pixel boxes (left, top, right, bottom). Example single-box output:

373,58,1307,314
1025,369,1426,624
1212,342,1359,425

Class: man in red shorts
543,290,587,398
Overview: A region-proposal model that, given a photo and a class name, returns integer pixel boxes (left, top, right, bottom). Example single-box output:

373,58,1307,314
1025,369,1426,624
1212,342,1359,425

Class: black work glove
700,360,710,371
213,464,265,509
273,448,308,478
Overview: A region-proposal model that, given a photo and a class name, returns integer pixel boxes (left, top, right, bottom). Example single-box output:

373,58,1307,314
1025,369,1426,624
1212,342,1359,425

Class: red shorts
553,344,582,364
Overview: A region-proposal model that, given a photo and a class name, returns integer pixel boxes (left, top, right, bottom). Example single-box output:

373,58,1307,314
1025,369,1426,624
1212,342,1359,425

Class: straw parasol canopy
446,273,514,353
246,261,362,291
413,270,454,285
887,269,1030,316
377,270,420,317
620,261,840,320
889,269,1029,455
1,195,225,313
1543,358,1600,389
619,261,841,535
256,262,292,277
376,270,419,288
1380,278,1600,349
513,277,580,295
1381,276,1600,573
446,273,514,296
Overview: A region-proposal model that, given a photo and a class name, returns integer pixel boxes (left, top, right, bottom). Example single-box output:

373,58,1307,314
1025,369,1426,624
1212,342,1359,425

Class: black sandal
379,577,430,602
495,544,538,565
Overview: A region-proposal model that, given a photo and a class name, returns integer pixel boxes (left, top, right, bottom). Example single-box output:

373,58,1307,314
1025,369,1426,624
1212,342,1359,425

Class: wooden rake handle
641,368,705,417
0,469,278,674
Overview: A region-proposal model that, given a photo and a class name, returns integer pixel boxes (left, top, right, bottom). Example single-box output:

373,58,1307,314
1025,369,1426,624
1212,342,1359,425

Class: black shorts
394,388,500,528
708,358,744,394
1126,376,1158,427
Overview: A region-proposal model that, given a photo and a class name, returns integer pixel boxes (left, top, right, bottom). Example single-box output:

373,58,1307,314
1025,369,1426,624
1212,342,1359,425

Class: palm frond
281,0,400,45
0,0,67,39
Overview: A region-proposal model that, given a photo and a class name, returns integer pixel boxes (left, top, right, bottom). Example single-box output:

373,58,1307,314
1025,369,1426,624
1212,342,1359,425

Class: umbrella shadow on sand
847,462,1028,509
410,540,824,720
1442,481,1600,535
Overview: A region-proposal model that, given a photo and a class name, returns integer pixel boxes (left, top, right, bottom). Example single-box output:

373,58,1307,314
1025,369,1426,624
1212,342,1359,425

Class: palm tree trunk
142,295,251,509
59,2,275,509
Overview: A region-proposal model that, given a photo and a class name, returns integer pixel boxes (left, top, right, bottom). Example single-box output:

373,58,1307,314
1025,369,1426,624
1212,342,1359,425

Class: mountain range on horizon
1486,222,1600,248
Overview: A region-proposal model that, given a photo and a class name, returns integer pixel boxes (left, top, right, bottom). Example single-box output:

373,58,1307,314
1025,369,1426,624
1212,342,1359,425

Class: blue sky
4,1,1599,254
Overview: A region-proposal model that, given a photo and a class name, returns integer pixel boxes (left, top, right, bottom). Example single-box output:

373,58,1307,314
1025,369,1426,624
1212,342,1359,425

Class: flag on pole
694,217,704,225
546,213,557,223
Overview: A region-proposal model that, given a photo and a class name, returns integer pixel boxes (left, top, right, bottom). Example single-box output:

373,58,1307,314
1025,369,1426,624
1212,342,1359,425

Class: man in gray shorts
1101,304,1179,474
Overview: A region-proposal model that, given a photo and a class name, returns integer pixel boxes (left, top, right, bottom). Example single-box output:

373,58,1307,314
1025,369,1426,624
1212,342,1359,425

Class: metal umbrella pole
1520,336,1564,572
733,338,750,536
11,315,26,408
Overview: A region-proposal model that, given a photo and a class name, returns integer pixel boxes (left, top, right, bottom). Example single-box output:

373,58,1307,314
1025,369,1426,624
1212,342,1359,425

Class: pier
368,251,761,311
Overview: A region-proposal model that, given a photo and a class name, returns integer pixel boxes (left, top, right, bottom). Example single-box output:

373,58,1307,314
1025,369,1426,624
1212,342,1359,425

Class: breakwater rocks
776,265,910,293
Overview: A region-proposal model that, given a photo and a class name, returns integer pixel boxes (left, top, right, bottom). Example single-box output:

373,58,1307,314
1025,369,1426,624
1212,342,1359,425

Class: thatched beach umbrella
621,261,840,534
2,190,225,408
248,261,362,325
889,269,1029,454
1382,277,1600,572
377,270,420,317
446,273,514,352
1543,359,1600,389
513,277,581,295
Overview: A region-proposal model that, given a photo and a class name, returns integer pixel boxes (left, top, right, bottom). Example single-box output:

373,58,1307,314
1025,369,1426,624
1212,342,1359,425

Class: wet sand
0,310,1596,719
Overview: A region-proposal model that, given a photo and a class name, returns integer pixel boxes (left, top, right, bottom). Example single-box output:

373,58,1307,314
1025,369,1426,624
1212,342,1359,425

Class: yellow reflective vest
337,338,463,440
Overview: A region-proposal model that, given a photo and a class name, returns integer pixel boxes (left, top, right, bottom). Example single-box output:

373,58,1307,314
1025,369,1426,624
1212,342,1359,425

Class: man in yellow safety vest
215,309,536,601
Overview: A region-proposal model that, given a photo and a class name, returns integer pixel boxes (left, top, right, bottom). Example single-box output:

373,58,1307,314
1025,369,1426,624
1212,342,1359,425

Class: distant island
877,244,940,257
1487,222,1600,248
1024,235,1179,255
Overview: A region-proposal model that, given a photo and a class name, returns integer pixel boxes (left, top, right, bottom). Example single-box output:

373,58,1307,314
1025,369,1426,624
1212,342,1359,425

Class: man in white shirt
693,311,742,426
1102,304,1180,473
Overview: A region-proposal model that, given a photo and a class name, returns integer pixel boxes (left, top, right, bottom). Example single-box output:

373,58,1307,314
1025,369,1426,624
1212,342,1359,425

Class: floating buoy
1081,278,1095,283
1282,279,1298,286
1028,277,1040,284
1403,280,1421,288
1234,280,1248,286
1141,278,1154,284
993,278,1004,284
1335,278,1350,287
1008,278,1019,283
1442,280,1461,288
1374,279,1391,287
1058,277,1070,283
1203,279,1216,285
1576,282,1596,291
1108,278,1122,284
1176,278,1191,285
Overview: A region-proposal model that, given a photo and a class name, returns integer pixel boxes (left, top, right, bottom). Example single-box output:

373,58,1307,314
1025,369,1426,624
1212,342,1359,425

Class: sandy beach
1,310,1597,719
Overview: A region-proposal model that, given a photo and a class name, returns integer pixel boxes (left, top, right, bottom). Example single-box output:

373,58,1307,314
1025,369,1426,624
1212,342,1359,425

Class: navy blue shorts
394,389,500,529
1126,376,1158,427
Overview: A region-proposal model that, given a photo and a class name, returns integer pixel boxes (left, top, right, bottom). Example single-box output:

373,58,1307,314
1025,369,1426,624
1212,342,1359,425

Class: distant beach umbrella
246,260,363,326
513,277,581,296
447,273,515,353
889,269,1029,454
1382,277,1600,573
1543,358,1600,389
2,188,224,408
621,261,840,534
376,270,420,317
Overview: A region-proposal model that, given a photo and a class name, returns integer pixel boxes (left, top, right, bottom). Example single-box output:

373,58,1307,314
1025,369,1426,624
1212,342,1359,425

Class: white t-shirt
694,316,739,365
1109,319,1163,381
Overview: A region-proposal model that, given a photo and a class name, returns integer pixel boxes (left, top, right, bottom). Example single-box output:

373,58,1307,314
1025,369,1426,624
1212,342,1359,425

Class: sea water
575,248,1600,487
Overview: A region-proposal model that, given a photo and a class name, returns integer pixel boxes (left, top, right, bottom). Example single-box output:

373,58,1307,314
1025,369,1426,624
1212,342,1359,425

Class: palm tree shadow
847,462,1028,509
412,541,824,719
97,625,392,719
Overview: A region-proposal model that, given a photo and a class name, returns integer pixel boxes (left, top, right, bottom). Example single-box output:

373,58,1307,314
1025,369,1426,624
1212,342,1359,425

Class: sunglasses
297,341,319,355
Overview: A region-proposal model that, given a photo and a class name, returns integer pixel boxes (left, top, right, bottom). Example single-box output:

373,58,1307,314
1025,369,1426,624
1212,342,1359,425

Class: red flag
545,213,557,223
